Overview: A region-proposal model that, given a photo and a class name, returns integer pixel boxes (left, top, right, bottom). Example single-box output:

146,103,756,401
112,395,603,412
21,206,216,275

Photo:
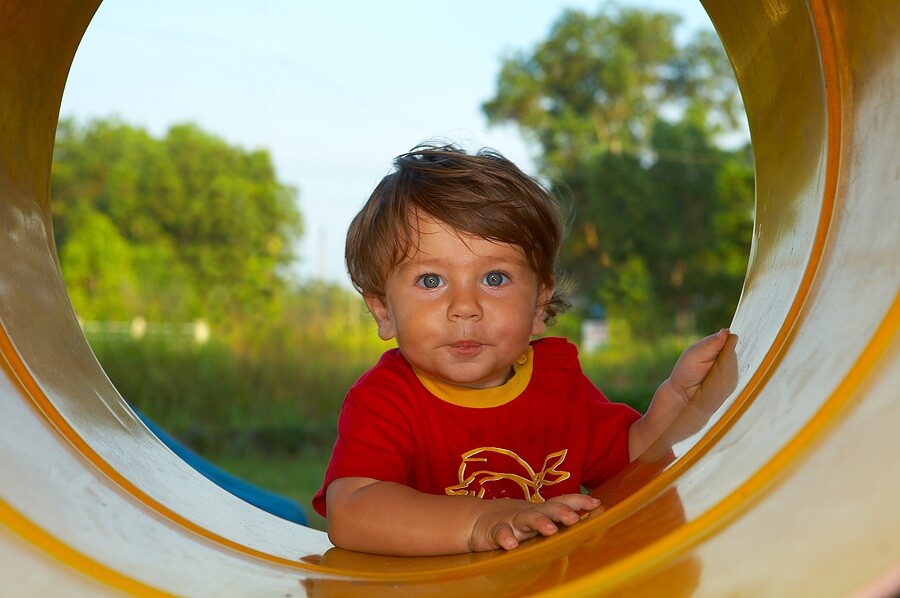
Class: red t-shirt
313,337,640,516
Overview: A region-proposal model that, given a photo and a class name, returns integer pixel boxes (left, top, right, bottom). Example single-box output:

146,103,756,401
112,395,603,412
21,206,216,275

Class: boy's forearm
628,378,687,461
326,479,484,556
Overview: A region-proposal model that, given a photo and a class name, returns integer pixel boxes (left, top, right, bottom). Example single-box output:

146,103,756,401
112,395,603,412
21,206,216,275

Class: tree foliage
483,7,753,338
483,8,741,173
561,120,753,337
52,118,303,331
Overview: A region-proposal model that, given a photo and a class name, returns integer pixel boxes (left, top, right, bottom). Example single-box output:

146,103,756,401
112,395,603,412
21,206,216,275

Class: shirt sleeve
312,375,416,516
580,374,642,490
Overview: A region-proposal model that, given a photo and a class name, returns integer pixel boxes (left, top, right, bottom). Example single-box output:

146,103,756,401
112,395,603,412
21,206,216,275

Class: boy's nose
447,285,483,321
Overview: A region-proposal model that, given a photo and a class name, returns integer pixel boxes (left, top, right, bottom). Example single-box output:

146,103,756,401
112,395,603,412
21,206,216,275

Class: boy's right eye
416,274,443,289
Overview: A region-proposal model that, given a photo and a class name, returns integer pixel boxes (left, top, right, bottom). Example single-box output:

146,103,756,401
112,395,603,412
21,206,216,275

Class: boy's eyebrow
397,253,529,270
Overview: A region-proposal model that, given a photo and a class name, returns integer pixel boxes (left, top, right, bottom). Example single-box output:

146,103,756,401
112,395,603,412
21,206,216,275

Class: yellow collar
413,346,534,408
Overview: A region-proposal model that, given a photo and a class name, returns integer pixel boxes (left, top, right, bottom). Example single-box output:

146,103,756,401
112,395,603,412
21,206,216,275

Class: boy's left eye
482,271,509,287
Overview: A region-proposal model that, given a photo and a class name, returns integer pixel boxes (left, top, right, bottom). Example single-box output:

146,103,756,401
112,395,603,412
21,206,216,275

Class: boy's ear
531,286,553,336
364,294,397,341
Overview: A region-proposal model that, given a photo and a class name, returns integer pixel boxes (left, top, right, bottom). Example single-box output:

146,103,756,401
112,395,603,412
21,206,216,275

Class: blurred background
54,1,753,530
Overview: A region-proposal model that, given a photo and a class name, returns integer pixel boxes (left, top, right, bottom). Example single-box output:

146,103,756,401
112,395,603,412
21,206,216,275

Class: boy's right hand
469,493,603,551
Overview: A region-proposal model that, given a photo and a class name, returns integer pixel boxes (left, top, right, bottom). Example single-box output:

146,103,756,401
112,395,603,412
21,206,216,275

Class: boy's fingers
490,523,519,550
714,328,730,345
694,328,730,357
484,497,603,551
517,510,560,536
536,500,586,527
550,494,603,513
575,494,604,511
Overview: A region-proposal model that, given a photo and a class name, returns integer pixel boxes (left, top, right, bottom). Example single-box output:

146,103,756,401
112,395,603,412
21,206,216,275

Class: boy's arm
325,476,602,556
628,329,732,461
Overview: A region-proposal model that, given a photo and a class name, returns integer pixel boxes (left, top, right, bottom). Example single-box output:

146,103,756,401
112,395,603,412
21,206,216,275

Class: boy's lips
449,340,484,355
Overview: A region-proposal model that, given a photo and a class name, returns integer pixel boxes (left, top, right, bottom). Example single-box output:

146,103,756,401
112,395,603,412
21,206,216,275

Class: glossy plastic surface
1,0,897,595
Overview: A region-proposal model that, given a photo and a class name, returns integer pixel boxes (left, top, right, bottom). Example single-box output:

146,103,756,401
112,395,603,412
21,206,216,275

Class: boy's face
365,215,551,389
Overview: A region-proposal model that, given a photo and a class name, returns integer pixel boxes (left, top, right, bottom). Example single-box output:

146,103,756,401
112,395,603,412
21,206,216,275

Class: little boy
312,143,730,556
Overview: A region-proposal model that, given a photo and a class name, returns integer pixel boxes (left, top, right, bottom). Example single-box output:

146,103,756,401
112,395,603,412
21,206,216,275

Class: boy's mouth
449,341,483,355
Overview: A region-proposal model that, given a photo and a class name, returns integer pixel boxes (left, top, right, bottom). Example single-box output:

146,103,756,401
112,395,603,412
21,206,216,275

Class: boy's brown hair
345,142,571,321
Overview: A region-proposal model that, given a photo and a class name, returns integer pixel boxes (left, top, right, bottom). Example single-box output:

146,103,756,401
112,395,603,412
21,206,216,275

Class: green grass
89,334,378,433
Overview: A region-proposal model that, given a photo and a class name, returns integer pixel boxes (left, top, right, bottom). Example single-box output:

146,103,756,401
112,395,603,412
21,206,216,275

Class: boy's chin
437,367,513,390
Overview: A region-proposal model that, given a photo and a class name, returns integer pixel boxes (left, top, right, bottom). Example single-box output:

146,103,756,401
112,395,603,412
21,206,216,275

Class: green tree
60,207,140,320
648,117,752,333
52,118,181,249
558,118,752,338
52,117,303,332
483,7,741,173
160,123,302,329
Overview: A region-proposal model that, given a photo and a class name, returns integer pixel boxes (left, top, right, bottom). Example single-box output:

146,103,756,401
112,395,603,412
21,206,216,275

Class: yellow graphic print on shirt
444,448,570,503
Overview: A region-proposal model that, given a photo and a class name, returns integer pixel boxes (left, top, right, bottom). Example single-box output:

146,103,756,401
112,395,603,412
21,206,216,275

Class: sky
60,1,721,286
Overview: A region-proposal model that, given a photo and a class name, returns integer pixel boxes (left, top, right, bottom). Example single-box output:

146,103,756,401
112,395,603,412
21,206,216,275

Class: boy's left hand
628,328,734,461
667,328,731,405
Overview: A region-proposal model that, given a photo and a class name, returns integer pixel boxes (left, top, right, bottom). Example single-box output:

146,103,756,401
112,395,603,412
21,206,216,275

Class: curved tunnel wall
1,0,898,595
